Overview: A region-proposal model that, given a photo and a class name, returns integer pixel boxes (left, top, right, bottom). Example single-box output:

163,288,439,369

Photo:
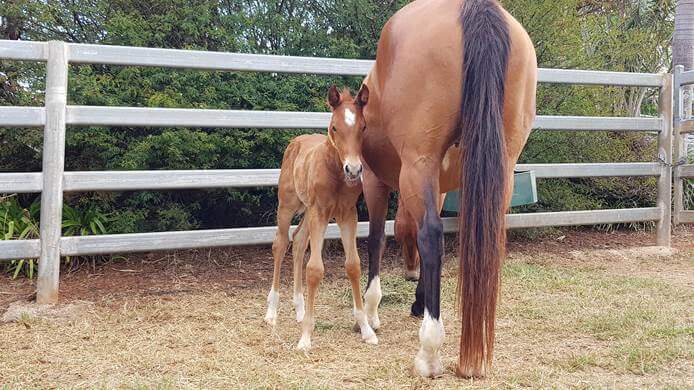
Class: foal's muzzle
343,161,363,185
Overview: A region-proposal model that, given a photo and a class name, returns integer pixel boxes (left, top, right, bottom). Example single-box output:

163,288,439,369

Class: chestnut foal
264,85,377,350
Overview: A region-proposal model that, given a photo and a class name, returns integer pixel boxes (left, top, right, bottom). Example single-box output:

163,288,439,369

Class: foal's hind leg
291,216,309,322
264,201,298,326
297,207,329,351
337,207,378,345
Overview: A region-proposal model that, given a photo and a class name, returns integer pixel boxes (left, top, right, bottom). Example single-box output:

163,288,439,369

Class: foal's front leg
337,207,378,345
297,207,329,351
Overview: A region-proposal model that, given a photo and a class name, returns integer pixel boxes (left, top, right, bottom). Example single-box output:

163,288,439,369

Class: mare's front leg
337,206,378,345
400,163,445,378
362,167,388,330
296,207,329,351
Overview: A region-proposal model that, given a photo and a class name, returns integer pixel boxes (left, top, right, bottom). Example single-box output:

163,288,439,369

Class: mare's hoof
411,301,425,318
405,269,419,281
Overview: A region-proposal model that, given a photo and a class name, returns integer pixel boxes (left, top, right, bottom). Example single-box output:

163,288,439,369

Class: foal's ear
327,85,341,109
356,84,369,107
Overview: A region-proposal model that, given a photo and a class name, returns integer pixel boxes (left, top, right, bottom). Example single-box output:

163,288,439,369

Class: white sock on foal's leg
297,316,313,351
264,288,279,325
293,293,305,323
363,276,382,329
353,308,378,345
414,309,445,377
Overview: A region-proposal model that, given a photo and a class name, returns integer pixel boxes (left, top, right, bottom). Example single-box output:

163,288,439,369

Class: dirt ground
1,227,692,388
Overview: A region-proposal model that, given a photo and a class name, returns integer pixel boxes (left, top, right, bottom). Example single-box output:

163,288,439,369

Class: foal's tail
456,0,510,378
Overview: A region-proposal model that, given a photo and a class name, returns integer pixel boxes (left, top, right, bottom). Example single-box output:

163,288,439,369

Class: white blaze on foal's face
344,108,356,126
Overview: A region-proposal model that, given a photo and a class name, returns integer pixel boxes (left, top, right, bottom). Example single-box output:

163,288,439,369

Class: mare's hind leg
400,162,445,378
411,192,448,315
264,201,299,326
291,216,309,322
362,167,388,330
297,207,329,351
337,206,378,345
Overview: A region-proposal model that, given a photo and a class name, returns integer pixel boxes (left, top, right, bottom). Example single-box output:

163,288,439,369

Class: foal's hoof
264,310,277,326
368,314,381,330
264,316,277,326
361,327,379,345
411,301,425,318
363,333,379,345
296,336,311,351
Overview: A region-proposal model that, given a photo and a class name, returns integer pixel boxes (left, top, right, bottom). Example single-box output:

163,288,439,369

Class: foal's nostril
344,165,350,175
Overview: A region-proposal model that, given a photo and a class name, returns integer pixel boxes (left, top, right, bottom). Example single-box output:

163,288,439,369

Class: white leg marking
353,308,378,345
297,317,314,351
296,332,312,351
264,288,279,326
293,294,305,323
414,309,445,378
364,276,382,329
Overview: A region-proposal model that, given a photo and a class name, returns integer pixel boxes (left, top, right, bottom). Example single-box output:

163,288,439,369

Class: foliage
0,0,677,234
0,195,112,278
0,196,40,278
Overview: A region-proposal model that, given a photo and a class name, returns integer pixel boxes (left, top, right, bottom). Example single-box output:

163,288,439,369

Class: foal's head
326,84,369,186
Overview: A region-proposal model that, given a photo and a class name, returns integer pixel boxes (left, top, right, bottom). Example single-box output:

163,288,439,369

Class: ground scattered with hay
1,228,692,388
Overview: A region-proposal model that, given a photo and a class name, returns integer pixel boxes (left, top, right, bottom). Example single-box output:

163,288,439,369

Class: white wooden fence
0,40,689,303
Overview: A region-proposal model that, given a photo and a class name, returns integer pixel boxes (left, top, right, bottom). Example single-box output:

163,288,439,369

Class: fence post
656,73,673,246
673,66,685,225
36,41,68,304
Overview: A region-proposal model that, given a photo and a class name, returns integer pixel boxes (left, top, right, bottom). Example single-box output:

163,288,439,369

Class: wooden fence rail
0,39,680,303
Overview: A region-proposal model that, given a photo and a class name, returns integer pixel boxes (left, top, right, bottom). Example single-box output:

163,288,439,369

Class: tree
674,0,694,155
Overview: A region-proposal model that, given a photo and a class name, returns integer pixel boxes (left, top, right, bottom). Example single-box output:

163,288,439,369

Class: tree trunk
674,0,694,153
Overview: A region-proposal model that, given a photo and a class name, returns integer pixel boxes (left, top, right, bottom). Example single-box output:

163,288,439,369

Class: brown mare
360,0,537,378
264,86,378,350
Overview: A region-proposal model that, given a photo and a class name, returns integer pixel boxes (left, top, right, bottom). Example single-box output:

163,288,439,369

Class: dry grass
0,234,693,388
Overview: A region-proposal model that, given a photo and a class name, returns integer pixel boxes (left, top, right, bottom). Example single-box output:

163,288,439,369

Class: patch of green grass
561,353,601,372
314,320,337,332
646,325,694,339
345,274,417,309
379,275,417,307
502,261,586,293
614,340,689,375
124,377,175,390
583,308,658,341
500,258,693,375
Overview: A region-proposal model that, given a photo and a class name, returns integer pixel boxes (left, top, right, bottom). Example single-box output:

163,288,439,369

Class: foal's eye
332,126,338,133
